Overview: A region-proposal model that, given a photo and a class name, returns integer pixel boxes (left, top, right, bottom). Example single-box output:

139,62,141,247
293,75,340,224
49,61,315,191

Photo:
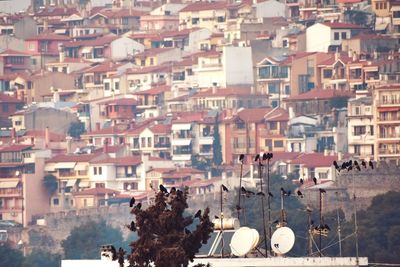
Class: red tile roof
181,1,228,12
0,93,23,104
134,85,170,95
193,87,262,98
47,153,102,163
73,187,120,196
134,47,175,58
0,49,30,57
98,98,138,106
126,64,172,74
336,0,362,3
321,22,367,29
0,144,33,152
25,33,70,41
24,130,66,142
318,53,352,66
285,89,354,101
234,107,289,122
92,8,147,18
85,125,128,136
63,36,118,48
149,124,171,134
91,155,142,166
35,7,78,17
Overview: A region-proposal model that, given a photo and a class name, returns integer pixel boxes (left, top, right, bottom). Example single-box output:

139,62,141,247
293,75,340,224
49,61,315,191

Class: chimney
324,149,328,156
352,51,357,62
334,49,340,61
96,122,101,131
11,128,16,143
347,49,352,58
207,171,212,179
66,136,73,154
288,106,295,120
373,49,378,60
58,44,65,63
212,83,217,94
103,139,109,153
250,86,255,94
338,151,342,161
43,20,48,32
53,88,60,103
45,127,50,148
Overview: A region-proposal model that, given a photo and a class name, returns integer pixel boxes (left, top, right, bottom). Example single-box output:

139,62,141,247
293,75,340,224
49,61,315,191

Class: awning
81,47,93,54
172,139,191,146
391,5,400,11
378,107,400,112
172,123,191,131
55,29,67,34
44,163,56,172
375,23,389,31
79,180,90,187
66,179,77,187
0,181,19,188
74,163,87,171
55,162,76,169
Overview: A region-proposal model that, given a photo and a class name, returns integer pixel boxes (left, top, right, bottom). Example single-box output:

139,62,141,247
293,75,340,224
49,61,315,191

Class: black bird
369,160,374,169
356,165,361,171
110,246,117,261
354,160,359,166
268,192,274,197
135,203,142,210
272,219,279,224
347,165,353,172
159,184,168,194
170,187,177,193
297,190,303,198
254,154,260,161
221,184,229,192
241,186,247,193
280,187,287,195
324,224,331,231
194,209,202,218
333,160,340,170
348,160,353,166
214,215,219,219
127,221,136,231
239,154,245,162
313,177,318,185
341,162,347,170
319,188,326,193
361,160,367,168
236,205,242,211
286,190,291,197
257,192,265,196
185,228,191,235
129,197,135,207
262,153,268,161
300,178,304,185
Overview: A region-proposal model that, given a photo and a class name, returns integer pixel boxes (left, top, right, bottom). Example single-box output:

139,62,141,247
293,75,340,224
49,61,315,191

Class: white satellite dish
271,226,295,255
230,227,260,257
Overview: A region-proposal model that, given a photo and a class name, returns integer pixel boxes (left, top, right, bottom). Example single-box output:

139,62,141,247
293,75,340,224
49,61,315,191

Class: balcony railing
377,99,400,106
0,188,22,196
154,143,171,148
379,148,400,155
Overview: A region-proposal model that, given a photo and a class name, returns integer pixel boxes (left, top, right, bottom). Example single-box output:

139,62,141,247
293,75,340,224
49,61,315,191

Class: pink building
0,144,50,226
0,49,31,74
140,15,179,31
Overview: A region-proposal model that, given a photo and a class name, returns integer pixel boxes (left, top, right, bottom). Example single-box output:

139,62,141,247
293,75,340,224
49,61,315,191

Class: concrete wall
306,23,331,52
111,37,145,61
255,0,288,19
24,108,80,134
186,28,212,53
223,46,254,86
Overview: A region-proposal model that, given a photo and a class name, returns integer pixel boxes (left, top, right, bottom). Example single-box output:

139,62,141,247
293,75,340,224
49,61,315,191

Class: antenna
255,154,268,257
335,191,342,257
237,154,245,221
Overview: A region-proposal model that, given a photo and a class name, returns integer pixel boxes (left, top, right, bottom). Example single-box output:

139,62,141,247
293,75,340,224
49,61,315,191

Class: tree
23,249,61,267
68,122,85,139
43,174,58,199
212,115,223,176
128,188,214,267
344,10,369,26
62,220,124,259
0,244,24,267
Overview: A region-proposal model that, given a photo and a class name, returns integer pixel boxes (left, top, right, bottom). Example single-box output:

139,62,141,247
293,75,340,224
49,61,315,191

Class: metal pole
220,185,224,258
319,190,322,257
335,191,342,257
266,158,271,256
259,160,268,257
307,209,313,256
237,161,243,220
352,170,359,267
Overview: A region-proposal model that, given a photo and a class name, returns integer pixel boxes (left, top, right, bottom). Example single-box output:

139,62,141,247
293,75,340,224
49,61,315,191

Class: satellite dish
230,227,260,256
271,226,295,255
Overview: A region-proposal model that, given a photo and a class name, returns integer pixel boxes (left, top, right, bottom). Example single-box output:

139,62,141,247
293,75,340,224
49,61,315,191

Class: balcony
378,148,400,155
154,142,171,148
377,99,400,107
0,188,22,197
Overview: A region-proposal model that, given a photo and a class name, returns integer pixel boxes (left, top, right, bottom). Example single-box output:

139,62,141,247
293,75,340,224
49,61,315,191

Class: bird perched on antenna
369,160,374,169
221,184,229,192
194,209,202,218
256,192,265,196
134,202,142,211
313,177,318,185
333,160,340,171
268,191,274,197
126,221,136,232
129,197,135,207
239,154,245,162
361,160,367,168
297,190,304,198
299,178,304,185
319,188,326,193
159,184,168,194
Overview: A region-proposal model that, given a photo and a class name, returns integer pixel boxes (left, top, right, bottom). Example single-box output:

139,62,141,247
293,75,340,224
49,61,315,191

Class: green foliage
129,189,214,267
212,115,223,176
330,96,349,109
341,191,400,263
23,249,61,267
344,10,369,26
191,154,211,171
43,174,58,197
233,173,308,255
0,244,24,267
62,220,124,259
68,122,85,139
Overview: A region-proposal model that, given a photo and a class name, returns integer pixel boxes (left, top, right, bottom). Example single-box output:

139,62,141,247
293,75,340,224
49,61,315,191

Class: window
341,32,347,40
62,67,67,73
141,137,146,147
94,167,97,175
53,198,59,206
192,18,199,25
268,83,279,94
217,16,225,22
265,139,272,149
334,32,340,40
274,140,284,148
98,167,102,175
115,82,119,90
269,121,278,130
354,126,366,136
147,137,152,147
307,59,314,76
354,145,361,155
150,58,154,65
104,82,110,90
323,69,333,78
